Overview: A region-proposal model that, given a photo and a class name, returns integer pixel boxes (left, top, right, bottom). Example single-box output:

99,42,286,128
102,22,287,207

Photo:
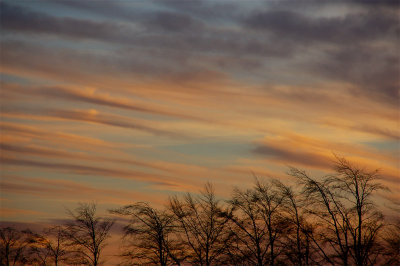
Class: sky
0,0,399,226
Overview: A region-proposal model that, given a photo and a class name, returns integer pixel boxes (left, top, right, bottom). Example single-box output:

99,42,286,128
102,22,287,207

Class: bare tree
169,183,231,266
290,157,386,266
0,227,32,266
378,201,400,266
225,187,270,265
380,219,400,265
27,232,52,266
254,179,287,266
63,203,114,266
275,181,317,266
28,226,71,266
1,157,397,265
224,180,287,266
112,202,184,266
44,226,71,266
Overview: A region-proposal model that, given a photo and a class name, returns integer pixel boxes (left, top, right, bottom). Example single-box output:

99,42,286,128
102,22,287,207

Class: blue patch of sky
6,0,103,22
2,31,122,53
8,0,167,24
163,140,250,161
1,73,32,85
362,140,400,152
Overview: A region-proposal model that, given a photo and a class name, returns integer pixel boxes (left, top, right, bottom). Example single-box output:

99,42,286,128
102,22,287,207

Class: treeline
1,157,399,265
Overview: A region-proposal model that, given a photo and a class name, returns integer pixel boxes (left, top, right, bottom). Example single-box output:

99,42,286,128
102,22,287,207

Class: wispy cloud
1,156,180,188
3,83,215,122
0,121,112,149
0,175,166,205
0,0,398,223
253,143,332,169
2,107,186,137
0,207,43,218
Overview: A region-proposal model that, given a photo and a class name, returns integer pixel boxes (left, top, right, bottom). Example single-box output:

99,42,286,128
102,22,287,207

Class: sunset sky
0,0,399,226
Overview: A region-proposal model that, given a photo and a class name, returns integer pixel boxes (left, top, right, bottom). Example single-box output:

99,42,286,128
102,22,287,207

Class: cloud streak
3,84,214,122
1,156,178,188
2,107,186,138
0,0,398,223
253,144,332,169
0,175,164,205
0,121,112,149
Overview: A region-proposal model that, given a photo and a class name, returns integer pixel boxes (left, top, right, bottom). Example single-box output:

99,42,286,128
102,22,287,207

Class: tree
0,227,32,266
28,226,71,266
225,187,270,265
275,181,316,266
63,203,114,266
225,179,287,266
379,201,400,266
380,219,400,265
111,202,184,266
45,226,71,266
1,156,397,265
27,232,52,266
254,179,287,266
290,157,386,266
169,183,231,266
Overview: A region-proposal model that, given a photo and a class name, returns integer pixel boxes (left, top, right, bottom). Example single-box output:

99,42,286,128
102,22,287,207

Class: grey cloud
310,45,399,105
42,0,145,21
1,1,398,107
0,2,293,58
0,143,70,158
0,40,228,93
0,2,295,89
0,2,130,41
243,6,399,105
146,11,204,32
244,8,399,45
1,1,202,38
351,0,400,7
3,1,398,57
33,0,212,31
353,125,400,141
152,0,243,21
253,144,332,169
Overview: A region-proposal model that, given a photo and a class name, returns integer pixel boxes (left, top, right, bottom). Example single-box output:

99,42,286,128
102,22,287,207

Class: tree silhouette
28,226,71,266
384,221,400,265
224,179,288,266
27,231,52,265
225,187,270,265
111,202,185,266
275,180,316,265
63,203,114,266
169,183,231,266
0,227,32,266
1,157,398,265
254,179,287,266
290,157,386,266
45,226,71,266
